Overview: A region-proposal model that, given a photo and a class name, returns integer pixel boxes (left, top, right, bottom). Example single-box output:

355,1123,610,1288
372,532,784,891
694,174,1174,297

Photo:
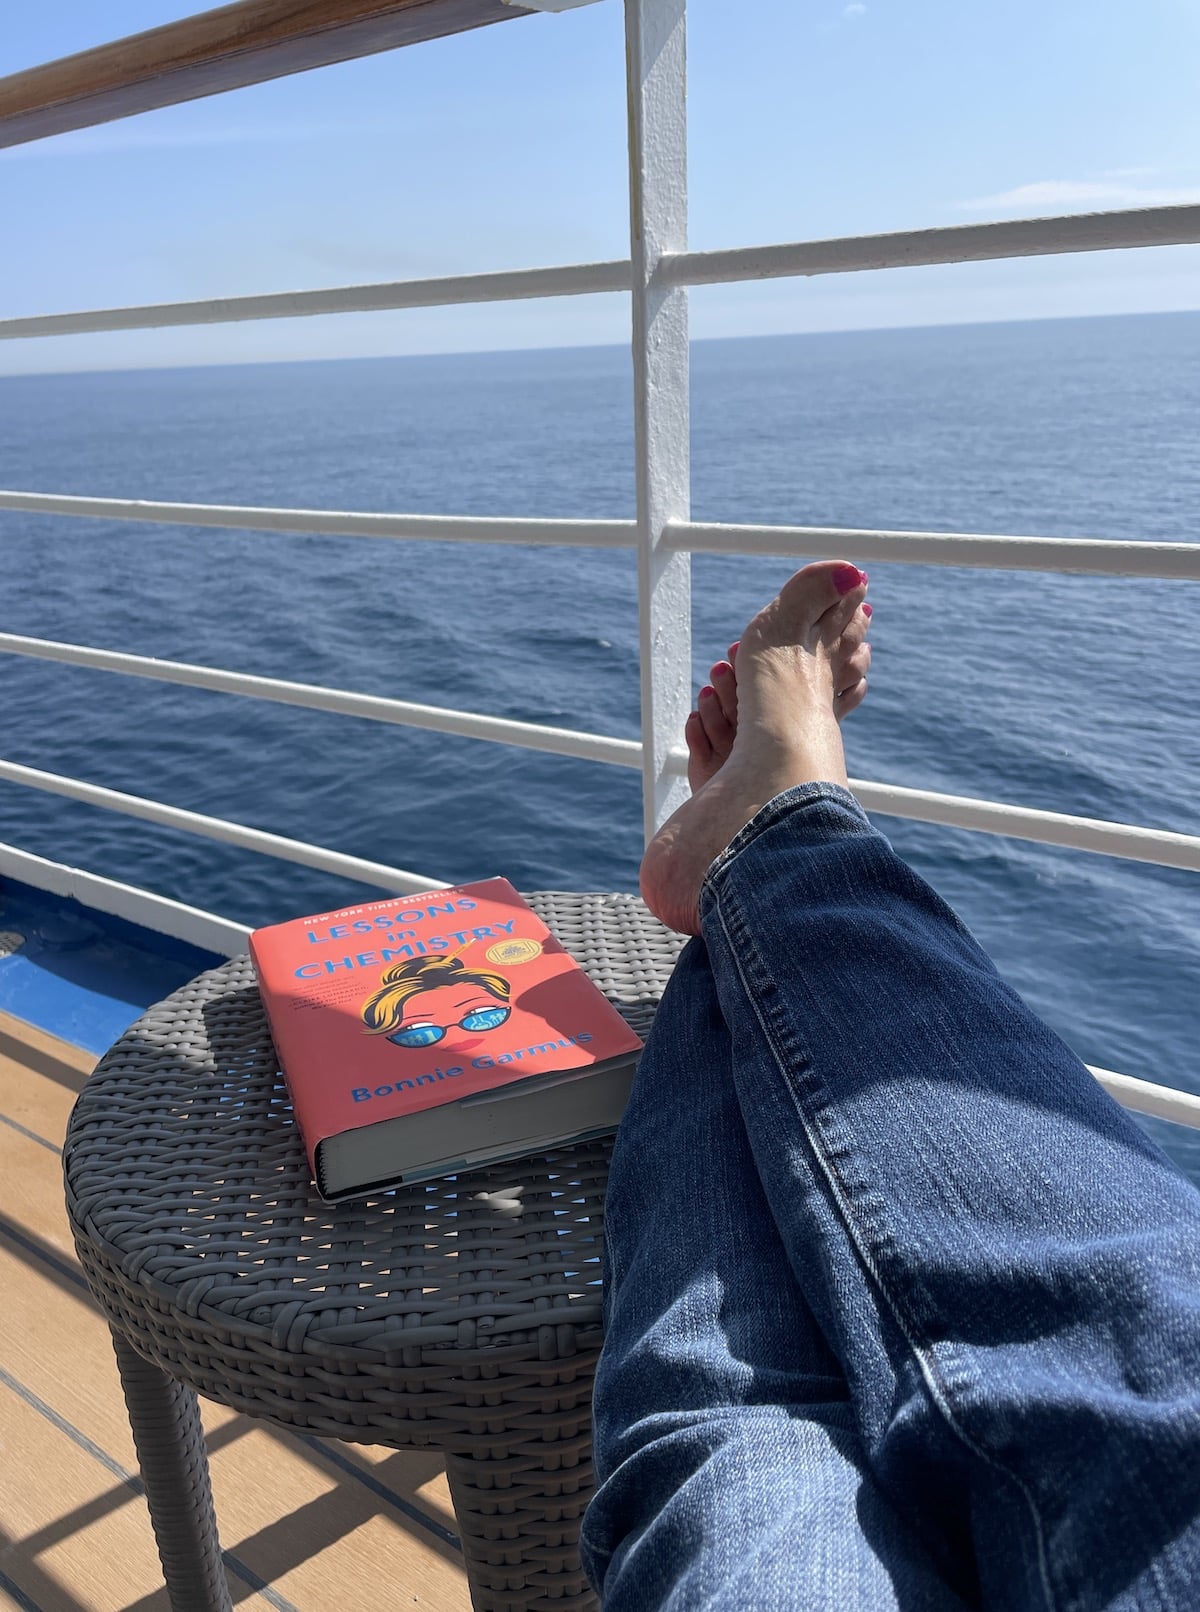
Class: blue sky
3,0,1200,373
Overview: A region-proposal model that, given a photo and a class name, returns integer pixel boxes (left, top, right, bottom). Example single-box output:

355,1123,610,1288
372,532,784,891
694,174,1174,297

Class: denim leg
700,782,1200,1612
581,936,968,1611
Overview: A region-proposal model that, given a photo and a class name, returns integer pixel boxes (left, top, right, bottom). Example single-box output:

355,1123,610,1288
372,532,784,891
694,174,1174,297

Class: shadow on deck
0,1009,470,1612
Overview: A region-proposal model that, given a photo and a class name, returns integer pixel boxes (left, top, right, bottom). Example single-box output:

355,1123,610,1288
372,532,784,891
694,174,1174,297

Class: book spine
248,936,320,1184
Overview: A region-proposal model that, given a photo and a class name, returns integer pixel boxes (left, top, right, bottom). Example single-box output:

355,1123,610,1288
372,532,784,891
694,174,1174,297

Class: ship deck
0,1007,471,1612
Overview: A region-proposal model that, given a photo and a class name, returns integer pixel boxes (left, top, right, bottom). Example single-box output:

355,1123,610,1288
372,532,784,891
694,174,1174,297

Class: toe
838,602,872,655
817,562,869,637
768,560,868,645
710,660,738,724
685,709,714,791
836,676,869,717
805,559,868,608
837,642,872,696
698,682,736,756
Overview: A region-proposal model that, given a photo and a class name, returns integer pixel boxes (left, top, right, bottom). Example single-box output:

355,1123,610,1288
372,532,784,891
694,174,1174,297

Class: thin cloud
817,1,865,33
958,178,1200,213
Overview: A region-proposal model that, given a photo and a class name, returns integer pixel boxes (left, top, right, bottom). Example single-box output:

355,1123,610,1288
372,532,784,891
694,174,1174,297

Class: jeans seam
710,878,1061,1612
601,1214,623,1294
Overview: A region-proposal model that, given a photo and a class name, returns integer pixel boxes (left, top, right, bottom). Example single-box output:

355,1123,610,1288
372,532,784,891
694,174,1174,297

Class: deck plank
0,1010,469,1611
0,1011,93,1138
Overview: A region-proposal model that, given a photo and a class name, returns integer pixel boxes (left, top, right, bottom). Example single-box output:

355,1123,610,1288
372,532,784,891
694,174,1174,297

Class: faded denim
581,784,1200,1610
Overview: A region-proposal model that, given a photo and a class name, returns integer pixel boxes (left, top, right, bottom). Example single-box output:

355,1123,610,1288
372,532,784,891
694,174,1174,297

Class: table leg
110,1329,233,1612
444,1385,598,1612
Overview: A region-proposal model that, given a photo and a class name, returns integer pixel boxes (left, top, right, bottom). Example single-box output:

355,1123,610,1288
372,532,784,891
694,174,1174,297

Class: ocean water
1,312,1197,1179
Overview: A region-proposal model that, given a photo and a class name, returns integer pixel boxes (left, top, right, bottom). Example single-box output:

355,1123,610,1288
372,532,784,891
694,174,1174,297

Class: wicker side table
63,891,682,1612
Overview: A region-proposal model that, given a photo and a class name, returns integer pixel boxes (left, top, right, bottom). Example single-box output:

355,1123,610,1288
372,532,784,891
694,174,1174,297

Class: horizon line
0,303,1196,383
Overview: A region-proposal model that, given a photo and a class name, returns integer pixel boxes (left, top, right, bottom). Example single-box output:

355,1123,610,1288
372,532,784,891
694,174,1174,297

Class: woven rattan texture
64,891,682,1446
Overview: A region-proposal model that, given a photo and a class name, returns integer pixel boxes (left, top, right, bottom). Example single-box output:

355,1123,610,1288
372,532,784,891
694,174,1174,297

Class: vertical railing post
625,0,691,842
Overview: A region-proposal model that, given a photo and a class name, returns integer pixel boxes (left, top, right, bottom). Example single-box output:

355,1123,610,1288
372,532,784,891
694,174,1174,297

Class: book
249,877,644,1200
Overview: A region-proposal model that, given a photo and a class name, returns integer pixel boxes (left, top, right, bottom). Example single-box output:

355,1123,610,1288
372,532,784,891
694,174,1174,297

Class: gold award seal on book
486,937,543,966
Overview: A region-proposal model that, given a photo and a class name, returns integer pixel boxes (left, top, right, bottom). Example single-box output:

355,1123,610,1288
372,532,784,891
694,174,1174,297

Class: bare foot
643,560,871,935
685,597,871,791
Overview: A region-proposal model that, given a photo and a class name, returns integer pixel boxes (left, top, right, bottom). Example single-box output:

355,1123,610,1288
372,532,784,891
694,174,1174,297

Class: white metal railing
660,204,1200,287
0,491,635,550
0,839,250,955
1,490,1198,578
2,205,1198,341
1,0,1197,1128
2,630,1199,875
0,631,643,771
1088,1069,1200,1130
0,756,1197,1132
0,260,631,340
675,521,1200,580
0,758,448,895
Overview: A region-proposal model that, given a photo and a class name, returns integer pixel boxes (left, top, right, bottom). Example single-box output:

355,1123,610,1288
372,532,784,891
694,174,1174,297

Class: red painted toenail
862,603,873,618
833,563,865,595
699,684,714,699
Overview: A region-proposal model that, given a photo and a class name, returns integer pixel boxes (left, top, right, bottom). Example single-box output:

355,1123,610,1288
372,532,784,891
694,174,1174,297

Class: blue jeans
581,785,1200,1610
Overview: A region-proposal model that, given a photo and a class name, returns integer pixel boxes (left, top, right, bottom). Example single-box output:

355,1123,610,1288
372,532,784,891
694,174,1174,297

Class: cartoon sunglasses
387,1005,511,1048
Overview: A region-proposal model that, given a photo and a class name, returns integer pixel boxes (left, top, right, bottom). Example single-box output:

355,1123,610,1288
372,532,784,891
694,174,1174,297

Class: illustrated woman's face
387,984,510,1048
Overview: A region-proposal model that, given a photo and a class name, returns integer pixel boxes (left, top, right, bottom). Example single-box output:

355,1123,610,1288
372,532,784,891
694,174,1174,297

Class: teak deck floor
0,1009,471,1612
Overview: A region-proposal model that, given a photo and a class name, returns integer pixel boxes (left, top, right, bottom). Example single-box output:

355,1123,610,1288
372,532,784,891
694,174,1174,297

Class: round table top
64,891,682,1387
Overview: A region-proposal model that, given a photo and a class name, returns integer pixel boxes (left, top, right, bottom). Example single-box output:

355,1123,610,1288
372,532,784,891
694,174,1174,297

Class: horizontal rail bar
6,493,1198,578
657,750,1200,870
1,787,1197,1131
0,261,630,342
849,779,1200,872
0,632,643,769
0,758,448,894
1,626,1195,874
5,203,1197,340
0,839,249,955
0,490,635,548
1,757,1197,1122
661,204,1200,287
670,521,1200,580
0,0,532,152
1089,1066,1200,1131
6,796,1195,1127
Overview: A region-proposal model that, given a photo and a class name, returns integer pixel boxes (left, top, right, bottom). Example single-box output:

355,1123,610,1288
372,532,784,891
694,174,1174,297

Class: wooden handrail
0,0,533,150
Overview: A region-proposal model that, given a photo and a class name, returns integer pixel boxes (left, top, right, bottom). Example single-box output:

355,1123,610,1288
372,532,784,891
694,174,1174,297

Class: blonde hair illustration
360,953,511,1036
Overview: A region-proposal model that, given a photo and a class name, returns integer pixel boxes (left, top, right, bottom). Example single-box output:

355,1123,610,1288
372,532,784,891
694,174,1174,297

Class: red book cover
249,877,643,1188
